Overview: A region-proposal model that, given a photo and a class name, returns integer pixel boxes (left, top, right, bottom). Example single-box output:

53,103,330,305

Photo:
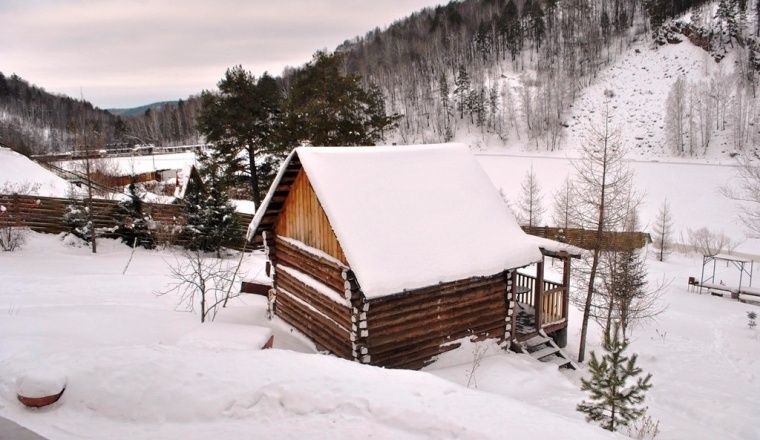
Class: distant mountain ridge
107,101,177,117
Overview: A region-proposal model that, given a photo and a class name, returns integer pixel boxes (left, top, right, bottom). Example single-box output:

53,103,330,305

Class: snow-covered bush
113,183,155,249
0,181,40,252
62,202,93,243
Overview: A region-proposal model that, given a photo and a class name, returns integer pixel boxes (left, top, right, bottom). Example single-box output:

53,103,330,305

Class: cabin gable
275,168,347,265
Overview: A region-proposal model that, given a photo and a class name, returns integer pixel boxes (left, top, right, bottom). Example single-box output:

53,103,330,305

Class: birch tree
665,76,687,155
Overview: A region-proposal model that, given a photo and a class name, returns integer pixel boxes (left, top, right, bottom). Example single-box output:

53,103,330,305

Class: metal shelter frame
699,254,754,294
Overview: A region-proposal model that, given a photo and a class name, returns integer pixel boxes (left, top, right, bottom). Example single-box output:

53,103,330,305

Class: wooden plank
274,169,347,264
370,318,507,368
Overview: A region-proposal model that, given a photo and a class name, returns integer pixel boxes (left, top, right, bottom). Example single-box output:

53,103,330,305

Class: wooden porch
511,255,571,345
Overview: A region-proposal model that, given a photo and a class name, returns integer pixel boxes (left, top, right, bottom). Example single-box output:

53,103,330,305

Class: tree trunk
248,146,261,209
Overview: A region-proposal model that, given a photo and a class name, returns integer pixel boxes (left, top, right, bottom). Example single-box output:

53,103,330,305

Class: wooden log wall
265,232,356,360
364,273,509,370
274,235,347,293
0,194,253,250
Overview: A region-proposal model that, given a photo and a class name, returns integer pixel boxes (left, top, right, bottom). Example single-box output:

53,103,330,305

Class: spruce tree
115,183,155,249
577,322,653,432
183,150,242,257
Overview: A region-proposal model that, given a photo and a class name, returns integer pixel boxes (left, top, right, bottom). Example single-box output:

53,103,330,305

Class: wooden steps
516,330,577,370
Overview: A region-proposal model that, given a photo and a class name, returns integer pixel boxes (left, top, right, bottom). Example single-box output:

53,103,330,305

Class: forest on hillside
1,0,758,156
341,0,760,152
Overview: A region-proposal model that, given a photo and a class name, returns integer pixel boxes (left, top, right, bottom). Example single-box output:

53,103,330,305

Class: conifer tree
454,65,471,120
515,165,545,227
184,150,242,257
115,183,155,249
577,321,653,432
197,66,284,208
652,198,674,262
283,51,400,148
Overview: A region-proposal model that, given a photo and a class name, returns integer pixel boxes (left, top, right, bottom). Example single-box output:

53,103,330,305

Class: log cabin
247,144,581,370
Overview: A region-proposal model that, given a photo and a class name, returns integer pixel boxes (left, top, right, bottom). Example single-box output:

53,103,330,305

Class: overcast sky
1,0,448,109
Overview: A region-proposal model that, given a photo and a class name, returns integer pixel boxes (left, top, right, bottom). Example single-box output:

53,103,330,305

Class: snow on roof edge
530,235,586,258
246,149,298,241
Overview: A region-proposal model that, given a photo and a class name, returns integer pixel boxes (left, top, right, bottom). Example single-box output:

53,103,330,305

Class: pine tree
197,66,284,208
577,322,653,432
454,65,471,120
283,51,400,148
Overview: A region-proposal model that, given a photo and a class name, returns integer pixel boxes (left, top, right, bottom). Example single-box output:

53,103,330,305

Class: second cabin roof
250,143,543,299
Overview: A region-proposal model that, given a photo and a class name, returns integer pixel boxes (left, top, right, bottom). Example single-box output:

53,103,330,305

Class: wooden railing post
561,251,571,322
535,258,544,329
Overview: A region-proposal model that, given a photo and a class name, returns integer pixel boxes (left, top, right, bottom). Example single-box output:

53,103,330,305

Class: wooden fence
0,194,254,251
522,226,651,252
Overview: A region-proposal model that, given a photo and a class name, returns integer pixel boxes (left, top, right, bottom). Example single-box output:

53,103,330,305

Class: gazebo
697,253,754,296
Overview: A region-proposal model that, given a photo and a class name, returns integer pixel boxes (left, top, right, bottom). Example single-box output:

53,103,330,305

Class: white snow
260,144,543,299
176,322,272,351
16,369,66,399
56,152,197,176
0,147,71,197
1,233,758,439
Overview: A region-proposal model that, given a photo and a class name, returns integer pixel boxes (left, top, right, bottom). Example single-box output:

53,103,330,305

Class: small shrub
0,182,40,252
625,415,661,440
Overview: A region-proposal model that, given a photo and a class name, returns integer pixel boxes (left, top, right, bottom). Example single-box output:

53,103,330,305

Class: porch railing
514,272,567,328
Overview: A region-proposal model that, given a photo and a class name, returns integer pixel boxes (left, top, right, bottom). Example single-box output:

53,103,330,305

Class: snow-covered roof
530,235,586,258
250,143,542,299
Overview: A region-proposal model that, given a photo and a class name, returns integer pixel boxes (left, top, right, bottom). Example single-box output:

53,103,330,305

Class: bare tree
651,199,674,262
595,249,669,337
570,101,642,363
0,181,40,251
720,153,760,238
692,80,713,155
551,175,574,229
515,164,546,227
157,248,245,323
686,227,729,256
665,76,687,155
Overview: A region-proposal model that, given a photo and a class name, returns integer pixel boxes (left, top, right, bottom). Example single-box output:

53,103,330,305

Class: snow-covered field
0,230,757,439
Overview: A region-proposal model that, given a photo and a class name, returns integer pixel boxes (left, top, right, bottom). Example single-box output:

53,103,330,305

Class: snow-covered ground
1,140,759,439
0,231,757,439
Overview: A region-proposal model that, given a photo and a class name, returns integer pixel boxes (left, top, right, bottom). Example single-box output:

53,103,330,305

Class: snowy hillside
562,38,739,162
0,147,70,197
